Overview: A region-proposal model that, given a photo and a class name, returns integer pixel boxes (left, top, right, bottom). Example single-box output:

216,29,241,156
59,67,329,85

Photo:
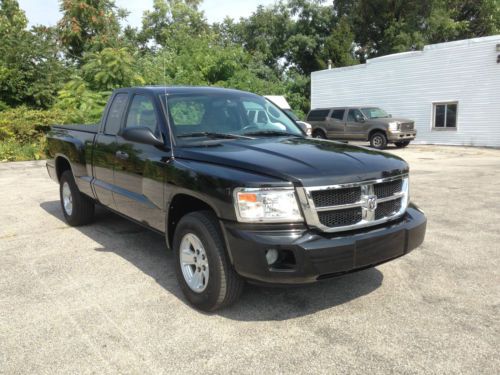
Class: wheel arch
312,127,327,137
55,155,73,182
368,128,387,140
166,193,222,250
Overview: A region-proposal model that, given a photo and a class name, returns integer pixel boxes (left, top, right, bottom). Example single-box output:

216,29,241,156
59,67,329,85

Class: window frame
432,101,458,131
330,109,345,121
123,94,160,136
347,108,364,123
103,93,129,135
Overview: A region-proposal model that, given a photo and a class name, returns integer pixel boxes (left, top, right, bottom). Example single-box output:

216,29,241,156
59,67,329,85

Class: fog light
265,249,279,265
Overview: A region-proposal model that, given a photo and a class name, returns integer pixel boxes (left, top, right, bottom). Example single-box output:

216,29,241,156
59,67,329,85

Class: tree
58,0,124,60
138,0,208,50
0,0,67,108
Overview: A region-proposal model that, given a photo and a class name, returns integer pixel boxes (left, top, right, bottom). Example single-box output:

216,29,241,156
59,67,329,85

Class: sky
18,0,277,28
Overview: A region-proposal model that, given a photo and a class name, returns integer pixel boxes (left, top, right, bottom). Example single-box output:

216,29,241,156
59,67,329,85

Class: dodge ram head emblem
365,195,378,211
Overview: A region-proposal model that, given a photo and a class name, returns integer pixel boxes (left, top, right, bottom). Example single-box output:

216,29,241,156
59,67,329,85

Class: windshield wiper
243,130,302,137
177,132,252,139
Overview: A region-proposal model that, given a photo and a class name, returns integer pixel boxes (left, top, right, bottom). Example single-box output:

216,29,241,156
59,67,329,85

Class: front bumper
222,204,426,284
387,130,416,142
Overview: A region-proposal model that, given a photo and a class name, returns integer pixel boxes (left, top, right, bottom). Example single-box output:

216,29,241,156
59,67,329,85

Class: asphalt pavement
0,144,499,374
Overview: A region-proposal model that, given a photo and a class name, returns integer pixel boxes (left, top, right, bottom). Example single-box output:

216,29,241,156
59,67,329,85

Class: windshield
283,109,299,121
361,107,390,119
163,92,303,143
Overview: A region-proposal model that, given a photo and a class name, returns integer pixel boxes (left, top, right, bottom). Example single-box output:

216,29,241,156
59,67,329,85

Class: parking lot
1,144,499,374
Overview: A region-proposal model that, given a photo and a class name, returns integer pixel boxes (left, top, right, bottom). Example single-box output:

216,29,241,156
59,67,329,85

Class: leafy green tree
0,0,67,107
58,0,124,59
82,47,145,91
139,0,208,50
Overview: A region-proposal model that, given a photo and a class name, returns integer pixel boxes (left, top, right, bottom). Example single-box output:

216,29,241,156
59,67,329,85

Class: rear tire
370,132,388,149
395,141,410,148
173,211,244,311
59,170,95,226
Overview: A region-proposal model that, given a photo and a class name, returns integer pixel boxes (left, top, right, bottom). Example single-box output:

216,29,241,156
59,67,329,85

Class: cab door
113,94,167,231
92,92,129,209
326,109,346,139
345,108,367,140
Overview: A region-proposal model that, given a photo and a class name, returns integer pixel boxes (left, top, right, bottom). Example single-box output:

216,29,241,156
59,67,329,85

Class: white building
311,35,500,147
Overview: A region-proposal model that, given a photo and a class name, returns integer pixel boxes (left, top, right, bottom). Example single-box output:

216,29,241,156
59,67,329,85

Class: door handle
115,150,129,160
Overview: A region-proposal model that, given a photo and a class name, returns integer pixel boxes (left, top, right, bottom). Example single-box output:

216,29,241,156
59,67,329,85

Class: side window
330,109,345,121
104,93,128,135
125,95,159,135
347,109,363,122
307,109,330,121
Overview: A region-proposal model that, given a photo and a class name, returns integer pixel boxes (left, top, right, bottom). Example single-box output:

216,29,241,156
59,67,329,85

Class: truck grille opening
311,187,361,207
375,199,402,220
374,180,402,199
400,122,414,131
318,208,363,228
301,175,408,232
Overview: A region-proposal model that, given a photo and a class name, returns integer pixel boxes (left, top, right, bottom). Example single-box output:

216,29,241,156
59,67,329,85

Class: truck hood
175,137,408,186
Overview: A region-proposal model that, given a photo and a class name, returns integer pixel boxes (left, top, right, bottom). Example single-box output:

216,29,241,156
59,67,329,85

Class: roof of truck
114,86,259,96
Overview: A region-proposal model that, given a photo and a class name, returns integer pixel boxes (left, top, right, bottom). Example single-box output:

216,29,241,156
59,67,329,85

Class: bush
0,138,46,161
0,106,77,144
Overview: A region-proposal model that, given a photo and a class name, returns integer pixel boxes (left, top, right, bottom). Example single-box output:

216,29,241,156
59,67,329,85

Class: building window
433,102,457,129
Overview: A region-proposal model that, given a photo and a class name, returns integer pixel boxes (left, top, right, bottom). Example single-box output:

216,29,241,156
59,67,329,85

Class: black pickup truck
46,86,426,311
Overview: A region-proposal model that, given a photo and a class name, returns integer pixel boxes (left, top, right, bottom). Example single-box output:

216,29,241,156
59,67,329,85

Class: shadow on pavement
41,200,383,321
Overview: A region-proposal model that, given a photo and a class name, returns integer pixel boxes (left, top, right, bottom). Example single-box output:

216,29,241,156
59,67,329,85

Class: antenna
162,49,175,158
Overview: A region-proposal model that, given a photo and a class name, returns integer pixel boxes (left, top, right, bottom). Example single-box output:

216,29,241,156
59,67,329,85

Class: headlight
388,122,400,131
234,188,303,222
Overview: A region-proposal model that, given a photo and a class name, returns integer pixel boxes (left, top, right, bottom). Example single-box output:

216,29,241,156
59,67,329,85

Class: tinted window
104,93,128,135
446,104,457,127
435,105,445,127
434,103,457,128
125,95,158,136
330,109,345,121
347,109,363,122
307,109,330,121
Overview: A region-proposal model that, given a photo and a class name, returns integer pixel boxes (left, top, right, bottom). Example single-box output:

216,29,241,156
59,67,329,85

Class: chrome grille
297,175,408,233
318,208,363,228
311,187,361,207
375,199,402,220
401,122,414,131
374,180,402,199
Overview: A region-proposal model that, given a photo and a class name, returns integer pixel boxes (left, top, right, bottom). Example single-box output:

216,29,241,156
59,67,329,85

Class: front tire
370,132,388,149
173,211,244,311
59,170,95,226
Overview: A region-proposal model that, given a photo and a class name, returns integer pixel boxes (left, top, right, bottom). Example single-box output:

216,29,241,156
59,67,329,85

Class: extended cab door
345,108,367,140
92,92,129,208
113,93,167,232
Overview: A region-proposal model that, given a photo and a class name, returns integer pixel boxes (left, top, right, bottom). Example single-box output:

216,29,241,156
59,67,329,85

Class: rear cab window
104,93,128,135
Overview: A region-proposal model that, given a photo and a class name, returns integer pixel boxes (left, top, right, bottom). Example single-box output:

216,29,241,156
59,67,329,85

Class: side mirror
121,126,164,147
355,115,365,123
